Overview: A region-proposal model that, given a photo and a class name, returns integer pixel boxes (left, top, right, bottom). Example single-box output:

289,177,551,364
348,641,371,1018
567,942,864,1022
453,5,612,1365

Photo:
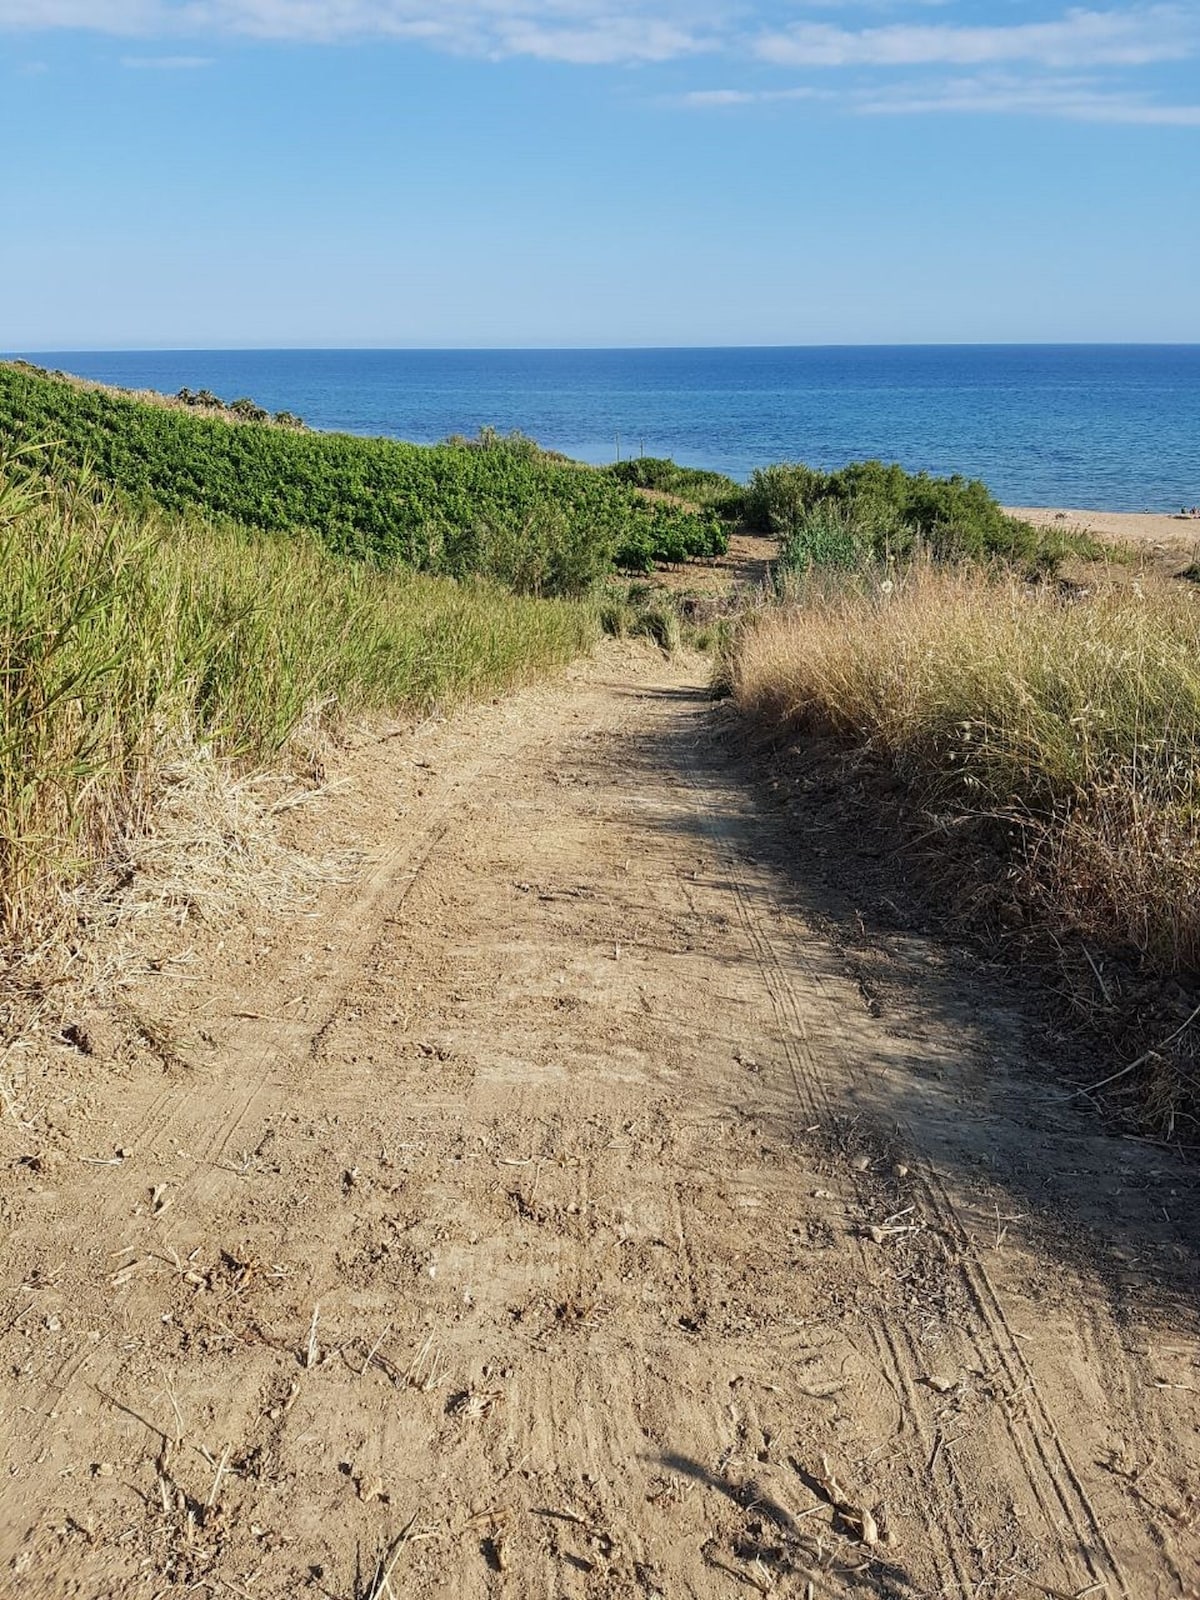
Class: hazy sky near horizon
2,1,1197,347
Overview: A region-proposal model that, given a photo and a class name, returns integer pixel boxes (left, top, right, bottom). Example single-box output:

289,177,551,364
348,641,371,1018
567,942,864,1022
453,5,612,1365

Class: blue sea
12,346,1200,512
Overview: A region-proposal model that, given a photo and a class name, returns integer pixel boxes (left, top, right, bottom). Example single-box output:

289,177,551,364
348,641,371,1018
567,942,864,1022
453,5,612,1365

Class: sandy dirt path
2,645,1198,1599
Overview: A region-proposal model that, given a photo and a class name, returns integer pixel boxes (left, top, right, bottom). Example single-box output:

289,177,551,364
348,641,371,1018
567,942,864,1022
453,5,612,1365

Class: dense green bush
744,464,832,540
606,455,745,515
747,457,1100,572
614,504,730,573
0,365,721,595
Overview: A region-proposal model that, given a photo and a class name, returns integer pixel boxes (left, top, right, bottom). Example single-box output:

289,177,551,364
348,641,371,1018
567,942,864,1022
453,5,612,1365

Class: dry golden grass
731,564,1200,977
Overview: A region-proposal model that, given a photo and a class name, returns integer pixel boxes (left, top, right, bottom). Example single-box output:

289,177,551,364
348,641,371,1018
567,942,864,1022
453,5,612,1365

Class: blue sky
2,1,1197,346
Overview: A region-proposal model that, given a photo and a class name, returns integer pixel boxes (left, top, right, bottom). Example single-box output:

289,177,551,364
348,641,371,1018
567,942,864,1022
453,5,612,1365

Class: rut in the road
2,643,1197,1600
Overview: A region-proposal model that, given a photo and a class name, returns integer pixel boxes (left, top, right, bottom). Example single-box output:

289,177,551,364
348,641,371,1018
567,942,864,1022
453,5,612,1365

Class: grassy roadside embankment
0,452,595,944
728,554,1200,1138
0,364,756,955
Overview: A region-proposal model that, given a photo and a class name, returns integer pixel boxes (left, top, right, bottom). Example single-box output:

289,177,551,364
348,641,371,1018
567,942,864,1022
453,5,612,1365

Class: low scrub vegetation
0,451,594,941
597,579,729,655
606,455,745,516
745,459,1101,572
0,364,721,592
174,386,304,427
729,564,1200,1134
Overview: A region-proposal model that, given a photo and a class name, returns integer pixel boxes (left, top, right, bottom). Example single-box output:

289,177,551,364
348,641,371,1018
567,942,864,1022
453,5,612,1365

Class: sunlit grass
0,452,595,939
729,562,1200,976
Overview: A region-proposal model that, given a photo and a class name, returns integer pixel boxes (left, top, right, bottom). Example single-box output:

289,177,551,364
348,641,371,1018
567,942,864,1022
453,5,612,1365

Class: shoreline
1006,504,1200,562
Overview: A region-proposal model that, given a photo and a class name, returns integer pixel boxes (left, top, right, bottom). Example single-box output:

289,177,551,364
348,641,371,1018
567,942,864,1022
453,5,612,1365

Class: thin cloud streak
860,74,1200,121
679,85,827,106
122,53,215,67
0,0,161,28
0,0,720,62
678,70,1200,125
755,6,1197,69
490,16,708,63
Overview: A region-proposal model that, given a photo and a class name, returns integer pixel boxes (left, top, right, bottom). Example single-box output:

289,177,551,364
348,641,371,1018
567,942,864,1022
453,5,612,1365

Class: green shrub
744,463,829,536
746,457,1100,574
606,456,744,514
229,397,270,423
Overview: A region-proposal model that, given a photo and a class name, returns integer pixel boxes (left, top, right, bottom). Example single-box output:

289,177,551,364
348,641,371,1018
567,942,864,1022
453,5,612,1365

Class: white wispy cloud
754,6,1197,69
2,0,1198,99
679,69,1200,125
679,85,828,106
122,53,214,67
490,17,704,64
0,0,157,26
0,0,719,62
858,71,1200,121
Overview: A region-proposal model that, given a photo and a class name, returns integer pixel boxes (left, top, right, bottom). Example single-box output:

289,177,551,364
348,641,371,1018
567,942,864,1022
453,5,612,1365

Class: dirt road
3,645,1198,1599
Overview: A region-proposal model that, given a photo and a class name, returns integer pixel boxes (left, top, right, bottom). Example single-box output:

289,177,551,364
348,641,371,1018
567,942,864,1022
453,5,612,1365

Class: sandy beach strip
1007,505,1200,554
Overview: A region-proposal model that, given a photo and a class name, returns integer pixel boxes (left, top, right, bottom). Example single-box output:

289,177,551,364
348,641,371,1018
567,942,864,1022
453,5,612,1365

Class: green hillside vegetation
605,455,745,516
0,363,728,590
746,459,1102,572
0,450,594,941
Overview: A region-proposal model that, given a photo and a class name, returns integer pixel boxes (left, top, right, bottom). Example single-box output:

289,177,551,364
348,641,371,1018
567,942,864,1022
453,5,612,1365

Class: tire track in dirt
679,740,989,1598
0,811,451,1495
677,714,1144,1598
0,692,594,1560
921,1165,1132,1597
3,647,1197,1598
1075,1303,1195,1597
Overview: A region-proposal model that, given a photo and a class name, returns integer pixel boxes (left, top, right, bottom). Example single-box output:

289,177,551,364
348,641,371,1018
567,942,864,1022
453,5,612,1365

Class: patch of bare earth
2,642,1198,1598
653,532,776,598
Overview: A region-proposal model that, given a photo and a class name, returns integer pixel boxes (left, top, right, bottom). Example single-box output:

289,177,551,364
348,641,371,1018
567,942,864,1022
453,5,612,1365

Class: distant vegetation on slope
745,459,1101,572
605,456,746,516
729,563,1200,1136
0,364,728,591
1,363,1099,590
0,450,595,941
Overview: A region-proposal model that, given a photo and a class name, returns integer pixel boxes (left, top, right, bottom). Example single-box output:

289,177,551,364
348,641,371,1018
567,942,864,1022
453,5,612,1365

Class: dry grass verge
0,449,596,950
728,563,1200,1137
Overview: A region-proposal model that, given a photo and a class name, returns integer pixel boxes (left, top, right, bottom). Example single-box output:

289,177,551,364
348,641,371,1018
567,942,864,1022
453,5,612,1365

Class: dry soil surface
2,644,1199,1600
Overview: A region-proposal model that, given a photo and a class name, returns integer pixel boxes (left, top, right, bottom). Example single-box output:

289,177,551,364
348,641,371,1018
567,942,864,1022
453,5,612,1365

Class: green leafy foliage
0,365,721,594
613,504,730,573
605,455,745,515
745,458,1101,573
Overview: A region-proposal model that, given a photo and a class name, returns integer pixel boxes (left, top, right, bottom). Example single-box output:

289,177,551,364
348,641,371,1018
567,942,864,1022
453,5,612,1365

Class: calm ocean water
14,346,1200,511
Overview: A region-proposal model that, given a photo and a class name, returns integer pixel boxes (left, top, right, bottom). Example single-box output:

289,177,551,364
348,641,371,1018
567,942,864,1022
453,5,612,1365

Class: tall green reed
0,453,595,941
